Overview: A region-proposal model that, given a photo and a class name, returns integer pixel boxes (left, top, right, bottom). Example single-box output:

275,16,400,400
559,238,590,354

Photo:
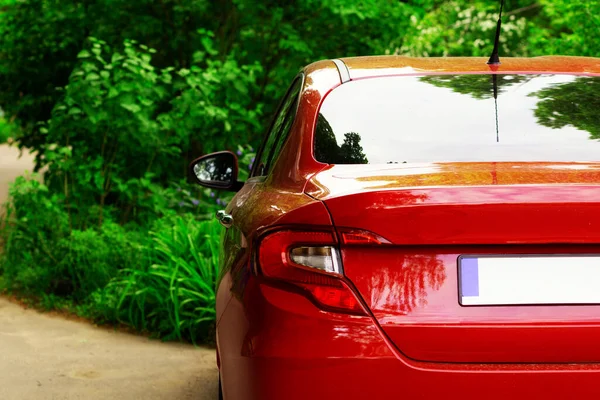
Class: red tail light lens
258,230,364,315
340,229,391,245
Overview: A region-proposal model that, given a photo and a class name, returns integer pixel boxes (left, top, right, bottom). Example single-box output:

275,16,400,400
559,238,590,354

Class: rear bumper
217,276,600,400
247,358,600,400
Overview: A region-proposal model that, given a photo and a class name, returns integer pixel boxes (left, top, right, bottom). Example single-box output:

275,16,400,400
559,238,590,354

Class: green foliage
399,1,527,57
529,1,600,57
396,1,600,59
38,36,258,227
0,174,221,343
0,116,16,144
0,0,88,147
95,217,221,343
0,175,132,300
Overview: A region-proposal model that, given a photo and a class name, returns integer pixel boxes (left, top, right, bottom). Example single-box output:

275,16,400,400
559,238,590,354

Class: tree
314,114,368,164
530,77,600,139
339,132,368,164
528,1,600,57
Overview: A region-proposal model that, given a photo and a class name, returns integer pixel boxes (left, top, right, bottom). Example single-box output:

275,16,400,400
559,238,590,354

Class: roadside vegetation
0,115,16,144
0,0,598,343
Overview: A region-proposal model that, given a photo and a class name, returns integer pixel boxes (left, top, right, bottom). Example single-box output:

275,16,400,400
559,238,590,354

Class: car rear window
314,74,600,163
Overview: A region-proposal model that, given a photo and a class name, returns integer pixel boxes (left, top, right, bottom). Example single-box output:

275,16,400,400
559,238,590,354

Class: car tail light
339,229,391,245
258,230,364,315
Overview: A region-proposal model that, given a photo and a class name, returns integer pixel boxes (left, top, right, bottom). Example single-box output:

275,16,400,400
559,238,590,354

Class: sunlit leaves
529,1,600,57
398,0,529,57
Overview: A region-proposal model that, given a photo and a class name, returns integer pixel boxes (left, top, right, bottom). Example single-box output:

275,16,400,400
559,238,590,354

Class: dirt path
0,144,36,206
0,144,218,399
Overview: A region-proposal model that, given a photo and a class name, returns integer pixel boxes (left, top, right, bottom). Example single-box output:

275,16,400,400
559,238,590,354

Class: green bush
0,116,16,144
38,37,259,228
0,175,134,300
0,175,222,343
94,217,221,343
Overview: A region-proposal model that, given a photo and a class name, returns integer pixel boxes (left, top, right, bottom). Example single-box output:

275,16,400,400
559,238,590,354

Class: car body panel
310,164,600,245
217,183,334,398
306,162,600,200
342,244,600,363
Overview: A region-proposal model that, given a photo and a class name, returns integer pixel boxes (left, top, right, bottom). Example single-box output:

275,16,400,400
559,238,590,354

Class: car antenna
492,74,499,142
487,0,505,65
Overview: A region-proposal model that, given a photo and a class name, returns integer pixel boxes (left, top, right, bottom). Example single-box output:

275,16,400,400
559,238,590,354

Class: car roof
332,56,600,80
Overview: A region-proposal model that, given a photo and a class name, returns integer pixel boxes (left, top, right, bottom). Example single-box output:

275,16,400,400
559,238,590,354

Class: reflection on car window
254,78,302,176
314,114,368,164
314,74,600,163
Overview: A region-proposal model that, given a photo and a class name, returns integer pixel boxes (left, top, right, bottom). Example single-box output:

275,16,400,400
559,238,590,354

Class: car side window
253,77,302,177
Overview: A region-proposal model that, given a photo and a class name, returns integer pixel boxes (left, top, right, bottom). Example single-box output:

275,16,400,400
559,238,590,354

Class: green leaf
120,103,141,113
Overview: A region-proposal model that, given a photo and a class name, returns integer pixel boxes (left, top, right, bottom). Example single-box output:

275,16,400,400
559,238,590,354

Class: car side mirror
189,151,243,191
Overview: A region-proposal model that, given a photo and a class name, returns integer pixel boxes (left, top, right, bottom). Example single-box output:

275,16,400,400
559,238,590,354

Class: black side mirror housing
189,151,243,191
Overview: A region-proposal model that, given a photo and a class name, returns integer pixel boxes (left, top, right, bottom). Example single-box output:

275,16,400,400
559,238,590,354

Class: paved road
0,144,219,399
0,298,218,399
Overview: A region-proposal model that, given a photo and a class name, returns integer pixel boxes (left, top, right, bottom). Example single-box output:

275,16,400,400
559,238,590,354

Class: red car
192,56,600,399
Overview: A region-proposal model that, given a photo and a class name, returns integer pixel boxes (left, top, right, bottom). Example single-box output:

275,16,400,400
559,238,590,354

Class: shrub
0,174,223,343
0,175,140,300
39,37,259,227
0,116,17,144
93,216,221,343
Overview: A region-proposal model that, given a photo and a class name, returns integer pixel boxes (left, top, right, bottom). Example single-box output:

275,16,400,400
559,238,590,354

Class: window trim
251,74,304,177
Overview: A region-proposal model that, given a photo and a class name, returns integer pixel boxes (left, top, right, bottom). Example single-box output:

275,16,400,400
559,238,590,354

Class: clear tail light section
258,230,365,315
290,246,340,273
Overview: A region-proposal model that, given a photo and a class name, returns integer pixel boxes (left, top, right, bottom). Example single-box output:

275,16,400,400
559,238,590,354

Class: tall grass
100,217,221,343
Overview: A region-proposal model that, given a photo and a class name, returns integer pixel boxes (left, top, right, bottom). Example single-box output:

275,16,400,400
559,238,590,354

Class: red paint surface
214,56,600,399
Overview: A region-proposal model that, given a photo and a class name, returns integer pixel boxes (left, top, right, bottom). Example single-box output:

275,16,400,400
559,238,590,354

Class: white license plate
459,255,600,306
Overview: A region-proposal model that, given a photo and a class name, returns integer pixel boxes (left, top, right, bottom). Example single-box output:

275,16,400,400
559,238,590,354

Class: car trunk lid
308,163,600,363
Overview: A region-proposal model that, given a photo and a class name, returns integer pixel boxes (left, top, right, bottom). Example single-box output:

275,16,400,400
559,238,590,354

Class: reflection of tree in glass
420,74,531,99
370,254,445,315
314,113,339,162
339,132,368,164
314,113,368,164
194,156,233,184
530,77,600,138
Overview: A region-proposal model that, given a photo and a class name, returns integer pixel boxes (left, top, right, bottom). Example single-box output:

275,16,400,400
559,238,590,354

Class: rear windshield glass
314,74,600,163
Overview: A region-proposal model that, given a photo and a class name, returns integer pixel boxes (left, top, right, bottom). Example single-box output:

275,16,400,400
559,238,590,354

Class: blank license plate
459,255,600,306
